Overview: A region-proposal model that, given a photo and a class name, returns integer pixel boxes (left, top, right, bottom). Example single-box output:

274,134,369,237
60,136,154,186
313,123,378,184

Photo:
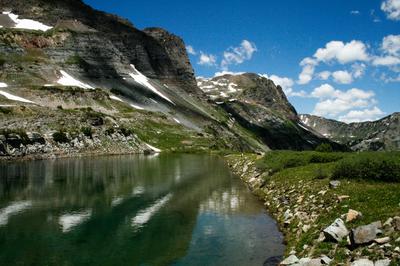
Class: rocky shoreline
225,154,400,266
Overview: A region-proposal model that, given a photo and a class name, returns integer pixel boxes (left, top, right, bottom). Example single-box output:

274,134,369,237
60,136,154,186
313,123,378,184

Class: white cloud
198,52,217,66
381,35,400,55
332,70,353,84
221,40,257,70
317,71,331,80
339,107,385,123
351,10,360,15
186,45,196,55
298,40,369,84
381,0,400,21
311,84,379,119
298,57,318,84
352,63,366,78
262,74,306,97
373,55,400,66
314,40,369,64
214,71,244,77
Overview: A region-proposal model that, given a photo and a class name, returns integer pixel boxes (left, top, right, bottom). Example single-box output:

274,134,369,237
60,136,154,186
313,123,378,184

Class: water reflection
0,154,284,265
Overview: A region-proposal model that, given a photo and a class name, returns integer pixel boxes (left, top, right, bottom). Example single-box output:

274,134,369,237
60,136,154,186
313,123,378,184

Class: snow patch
0,82,7,88
3,12,52,31
129,64,174,104
173,118,181,124
59,210,92,233
109,95,123,102
298,123,311,132
131,194,172,230
145,143,161,153
0,90,35,103
130,103,144,110
57,70,94,89
0,201,32,226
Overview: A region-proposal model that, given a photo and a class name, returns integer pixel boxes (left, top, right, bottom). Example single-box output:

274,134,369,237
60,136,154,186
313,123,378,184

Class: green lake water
0,154,284,266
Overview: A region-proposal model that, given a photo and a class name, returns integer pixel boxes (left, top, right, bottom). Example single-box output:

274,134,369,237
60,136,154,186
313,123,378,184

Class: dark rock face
0,0,196,93
198,74,344,151
300,113,400,151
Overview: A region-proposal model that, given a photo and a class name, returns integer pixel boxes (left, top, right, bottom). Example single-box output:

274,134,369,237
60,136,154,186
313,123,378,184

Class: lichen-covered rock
351,222,381,245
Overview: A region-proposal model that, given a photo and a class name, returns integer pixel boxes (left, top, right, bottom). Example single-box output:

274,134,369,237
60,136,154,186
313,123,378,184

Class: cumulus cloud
350,10,360,15
382,35,400,55
310,84,380,121
214,70,244,77
298,57,318,84
317,71,331,80
373,55,400,66
198,52,217,66
186,45,197,55
258,74,305,97
339,107,385,123
221,40,257,70
314,40,369,64
381,0,400,21
332,70,353,84
352,63,366,78
297,40,369,84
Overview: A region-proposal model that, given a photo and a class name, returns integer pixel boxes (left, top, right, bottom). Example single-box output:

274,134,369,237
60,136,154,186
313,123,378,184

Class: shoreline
225,153,400,265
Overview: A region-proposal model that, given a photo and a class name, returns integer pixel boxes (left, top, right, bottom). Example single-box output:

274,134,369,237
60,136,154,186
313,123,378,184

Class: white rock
374,259,391,266
280,255,299,265
323,218,349,242
350,259,374,266
374,237,390,244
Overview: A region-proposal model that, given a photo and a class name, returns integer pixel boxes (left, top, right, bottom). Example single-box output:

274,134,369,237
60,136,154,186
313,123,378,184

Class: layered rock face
198,74,343,150
300,113,400,151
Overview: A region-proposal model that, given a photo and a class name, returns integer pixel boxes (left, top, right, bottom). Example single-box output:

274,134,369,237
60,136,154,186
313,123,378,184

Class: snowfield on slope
129,64,174,105
57,70,94,89
0,83,35,103
2,12,52,31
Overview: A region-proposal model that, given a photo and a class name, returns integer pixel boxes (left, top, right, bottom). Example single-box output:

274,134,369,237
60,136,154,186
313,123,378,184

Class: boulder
350,259,374,266
346,209,362,222
280,255,299,265
323,218,349,242
351,222,381,245
393,216,400,231
374,259,391,266
374,237,390,244
329,180,341,189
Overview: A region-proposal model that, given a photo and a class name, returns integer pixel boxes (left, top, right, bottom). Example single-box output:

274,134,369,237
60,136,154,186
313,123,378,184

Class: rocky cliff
300,113,400,151
197,74,343,150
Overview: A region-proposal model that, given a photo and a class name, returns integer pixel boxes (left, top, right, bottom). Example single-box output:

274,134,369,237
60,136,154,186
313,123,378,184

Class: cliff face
198,74,344,150
300,113,400,151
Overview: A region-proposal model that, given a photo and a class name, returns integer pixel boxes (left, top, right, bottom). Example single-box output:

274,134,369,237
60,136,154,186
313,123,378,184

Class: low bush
81,126,92,138
315,143,333,153
332,155,400,182
255,151,343,174
53,131,69,143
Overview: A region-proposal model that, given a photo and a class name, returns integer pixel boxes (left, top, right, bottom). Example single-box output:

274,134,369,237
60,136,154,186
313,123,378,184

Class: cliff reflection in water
0,154,284,266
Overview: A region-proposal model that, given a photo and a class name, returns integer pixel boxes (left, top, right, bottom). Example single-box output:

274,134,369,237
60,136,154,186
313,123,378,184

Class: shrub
332,156,400,182
105,127,115,135
81,126,92,138
53,131,69,143
315,143,333,153
119,126,134,137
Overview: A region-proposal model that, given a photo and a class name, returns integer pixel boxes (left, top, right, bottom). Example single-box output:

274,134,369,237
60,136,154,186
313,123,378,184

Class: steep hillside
198,74,344,150
0,0,271,158
300,113,400,151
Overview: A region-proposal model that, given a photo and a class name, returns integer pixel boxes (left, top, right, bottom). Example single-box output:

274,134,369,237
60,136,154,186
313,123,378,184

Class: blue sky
84,0,400,122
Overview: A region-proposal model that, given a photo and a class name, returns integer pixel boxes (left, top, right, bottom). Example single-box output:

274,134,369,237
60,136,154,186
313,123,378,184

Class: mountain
197,74,344,150
299,113,400,151
0,0,341,159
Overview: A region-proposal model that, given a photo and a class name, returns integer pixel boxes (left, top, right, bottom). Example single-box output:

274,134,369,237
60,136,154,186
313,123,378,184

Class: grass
232,151,400,263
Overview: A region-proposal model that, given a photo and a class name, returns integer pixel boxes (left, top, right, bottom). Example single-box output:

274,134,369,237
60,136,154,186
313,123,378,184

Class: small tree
315,143,333,153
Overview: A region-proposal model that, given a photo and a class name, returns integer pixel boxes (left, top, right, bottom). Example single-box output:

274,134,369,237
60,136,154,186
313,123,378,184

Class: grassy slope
226,151,400,264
